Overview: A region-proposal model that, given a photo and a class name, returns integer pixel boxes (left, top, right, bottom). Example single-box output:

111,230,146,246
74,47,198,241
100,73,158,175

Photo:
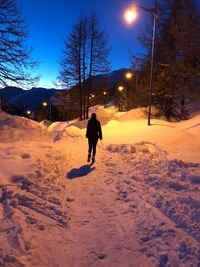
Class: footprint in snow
20,153,31,159
97,254,108,260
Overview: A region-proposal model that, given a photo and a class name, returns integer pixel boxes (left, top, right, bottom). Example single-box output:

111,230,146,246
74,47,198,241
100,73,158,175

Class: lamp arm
136,6,156,13
136,1,158,15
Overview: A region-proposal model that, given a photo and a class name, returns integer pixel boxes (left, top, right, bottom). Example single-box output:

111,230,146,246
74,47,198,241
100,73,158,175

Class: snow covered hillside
0,108,200,267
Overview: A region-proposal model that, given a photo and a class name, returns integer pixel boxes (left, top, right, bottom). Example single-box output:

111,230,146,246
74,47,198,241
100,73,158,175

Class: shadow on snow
67,164,95,179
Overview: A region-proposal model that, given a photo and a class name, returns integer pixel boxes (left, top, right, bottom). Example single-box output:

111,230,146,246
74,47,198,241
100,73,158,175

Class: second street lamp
42,101,52,121
125,72,133,80
124,1,158,125
103,91,108,108
118,85,127,111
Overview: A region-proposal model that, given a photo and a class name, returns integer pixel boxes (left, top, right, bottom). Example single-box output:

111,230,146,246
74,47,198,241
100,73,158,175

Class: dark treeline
1,0,200,123
131,0,200,121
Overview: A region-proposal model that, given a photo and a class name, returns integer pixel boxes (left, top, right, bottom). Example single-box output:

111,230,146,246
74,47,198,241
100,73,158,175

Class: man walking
86,113,102,163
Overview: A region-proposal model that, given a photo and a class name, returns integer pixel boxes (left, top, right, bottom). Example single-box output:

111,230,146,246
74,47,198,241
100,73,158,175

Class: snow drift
0,106,200,266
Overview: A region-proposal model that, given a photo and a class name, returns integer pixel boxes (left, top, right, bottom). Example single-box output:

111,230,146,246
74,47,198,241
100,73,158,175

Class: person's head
91,113,96,120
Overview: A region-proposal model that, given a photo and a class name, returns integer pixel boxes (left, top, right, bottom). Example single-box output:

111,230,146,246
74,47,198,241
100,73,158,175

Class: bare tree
59,13,110,120
59,18,84,120
86,13,110,118
82,17,87,120
0,0,37,87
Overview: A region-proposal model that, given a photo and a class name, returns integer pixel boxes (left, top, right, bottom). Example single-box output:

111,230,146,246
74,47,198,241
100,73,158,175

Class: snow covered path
53,139,200,267
0,137,200,266
1,108,200,266
61,142,151,267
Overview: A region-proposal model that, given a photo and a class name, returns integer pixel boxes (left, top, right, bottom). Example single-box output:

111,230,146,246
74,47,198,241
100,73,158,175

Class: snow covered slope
0,108,200,266
0,111,54,142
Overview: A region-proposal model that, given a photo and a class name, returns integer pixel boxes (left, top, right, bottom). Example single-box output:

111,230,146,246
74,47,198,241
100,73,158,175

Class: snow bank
88,106,117,125
174,113,200,136
39,119,52,128
0,111,53,142
45,105,200,163
48,119,78,132
70,107,116,129
0,111,43,130
53,125,84,142
117,107,147,121
102,112,200,163
47,106,117,132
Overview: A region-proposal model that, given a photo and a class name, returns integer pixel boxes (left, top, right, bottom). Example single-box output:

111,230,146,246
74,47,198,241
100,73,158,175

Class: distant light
56,80,62,87
43,102,47,107
103,91,107,95
124,7,137,24
92,94,95,98
27,110,31,115
126,72,133,79
118,86,124,91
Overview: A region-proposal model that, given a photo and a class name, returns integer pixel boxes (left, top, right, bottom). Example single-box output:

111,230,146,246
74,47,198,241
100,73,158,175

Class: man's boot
87,154,91,162
92,156,95,164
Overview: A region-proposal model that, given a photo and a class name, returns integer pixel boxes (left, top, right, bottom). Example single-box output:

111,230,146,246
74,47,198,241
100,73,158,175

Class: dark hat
91,113,96,119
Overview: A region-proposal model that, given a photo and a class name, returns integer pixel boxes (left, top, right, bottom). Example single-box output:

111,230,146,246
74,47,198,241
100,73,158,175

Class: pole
147,1,157,126
49,102,52,121
135,70,139,93
135,69,139,107
125,87,128,111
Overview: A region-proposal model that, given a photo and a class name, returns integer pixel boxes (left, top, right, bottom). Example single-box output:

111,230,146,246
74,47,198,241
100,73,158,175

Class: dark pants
88,138,98,157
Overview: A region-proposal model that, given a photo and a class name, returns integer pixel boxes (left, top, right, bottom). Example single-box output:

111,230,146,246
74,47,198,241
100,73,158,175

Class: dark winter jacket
86,118,102,140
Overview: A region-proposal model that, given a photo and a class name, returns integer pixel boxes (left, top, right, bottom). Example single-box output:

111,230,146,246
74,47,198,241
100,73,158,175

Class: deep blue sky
18,0,199,88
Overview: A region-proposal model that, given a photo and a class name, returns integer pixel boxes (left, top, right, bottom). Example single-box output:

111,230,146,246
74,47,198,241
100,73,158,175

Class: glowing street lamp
42,101,52,121
118,86,124,92
26,110,34,118
118,85,128,111
125,72,133,79
124,2,158,125
89,94,95,107
124,7,137,24
103,91,108,108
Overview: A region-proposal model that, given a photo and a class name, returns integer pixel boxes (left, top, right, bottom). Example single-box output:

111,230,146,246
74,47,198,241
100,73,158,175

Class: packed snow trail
0,137,200,266
60,141,153,267
51,138,200,267
1,107,200,266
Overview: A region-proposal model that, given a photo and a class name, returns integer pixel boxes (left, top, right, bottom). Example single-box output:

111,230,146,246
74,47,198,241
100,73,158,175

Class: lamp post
49,101,52,121
42,101,52,121
125,71,134,109
103,91,107,108
118,85,127,111
42,101,48,120
26,110,33,118
124,1,158,125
